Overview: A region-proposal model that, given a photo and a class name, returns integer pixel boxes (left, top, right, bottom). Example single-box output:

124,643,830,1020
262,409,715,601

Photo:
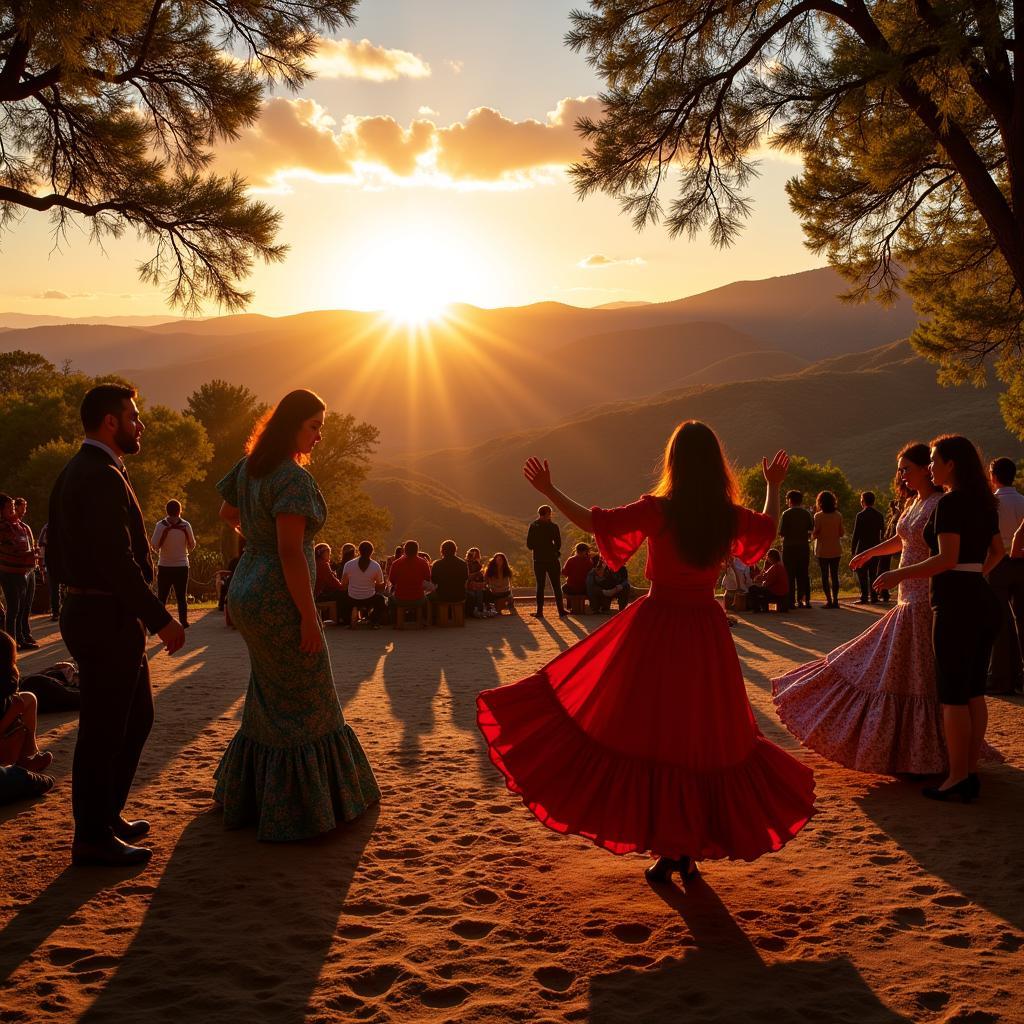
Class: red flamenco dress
477,497,816,861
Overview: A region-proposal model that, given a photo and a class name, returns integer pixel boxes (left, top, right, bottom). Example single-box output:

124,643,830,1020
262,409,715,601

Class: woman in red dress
476,421,816,883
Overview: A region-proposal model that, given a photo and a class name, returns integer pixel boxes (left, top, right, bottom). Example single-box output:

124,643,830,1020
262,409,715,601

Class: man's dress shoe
113,817,151,841
72,835,152,867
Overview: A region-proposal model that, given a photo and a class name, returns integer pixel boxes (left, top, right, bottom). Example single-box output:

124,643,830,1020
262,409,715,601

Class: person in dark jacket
47,384,186,867
526,503,565,618
778,490,813,608
852,491,886,604
430,540,470,605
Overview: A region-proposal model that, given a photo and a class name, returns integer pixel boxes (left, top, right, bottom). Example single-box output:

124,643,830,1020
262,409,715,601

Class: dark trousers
782,545,810,606
62,595,152,842
47,571,61,616
19,571,36,639
587,579,631,612
988,556,1024,692
351,593,387,625
533,561,564,614
157,565,189,624
818,557,840,605
0,570,29,642
748,585,789,612
855,556,883,602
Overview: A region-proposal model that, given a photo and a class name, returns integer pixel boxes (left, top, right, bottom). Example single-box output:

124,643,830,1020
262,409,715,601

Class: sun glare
344,230,481,328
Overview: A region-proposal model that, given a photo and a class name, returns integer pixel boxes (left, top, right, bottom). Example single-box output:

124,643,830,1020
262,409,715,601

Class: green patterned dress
214,457,380,840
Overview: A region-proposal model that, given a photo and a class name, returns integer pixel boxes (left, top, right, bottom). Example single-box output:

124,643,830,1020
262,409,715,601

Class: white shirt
151,517,196,567
342,558,383,600
994,487,1024,549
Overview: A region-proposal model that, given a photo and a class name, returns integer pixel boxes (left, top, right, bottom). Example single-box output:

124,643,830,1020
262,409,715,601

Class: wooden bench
316,599,338,624
394,602,429,630
491,595,515,615
566,593,587,615
433,601,465,627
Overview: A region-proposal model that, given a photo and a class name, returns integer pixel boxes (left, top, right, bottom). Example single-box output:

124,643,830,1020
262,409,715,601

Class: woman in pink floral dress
772,442,1001,775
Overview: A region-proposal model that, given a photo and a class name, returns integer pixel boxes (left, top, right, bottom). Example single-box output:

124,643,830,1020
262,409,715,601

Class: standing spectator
526,503,566,618
388,540,432,622
0,494,38,651
851,492,886,604
430,540,469,612
747,549,790,611
342,541,387,627
987,457,1024,694
47,383,185,866
151,499,196,629
12,499,39,647
779,490,813,609
813,491,845,608
561,543,592,600
37,522,60,621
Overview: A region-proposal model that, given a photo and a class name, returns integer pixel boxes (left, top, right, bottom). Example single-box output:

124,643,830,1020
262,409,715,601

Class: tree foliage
738,455,858,525
0,1,359,311
567,1,1024,433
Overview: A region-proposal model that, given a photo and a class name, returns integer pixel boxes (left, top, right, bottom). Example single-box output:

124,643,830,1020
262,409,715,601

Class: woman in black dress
873,435,1003,802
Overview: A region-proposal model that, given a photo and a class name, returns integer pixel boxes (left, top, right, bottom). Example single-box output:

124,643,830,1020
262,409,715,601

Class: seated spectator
389,540,432,620
333,542,356,579
384,545,404,583
747,549,791,612
562,543,592,598
465,546,487,618
217,538,245,611
431,540,469,612
341,541,387,627
588,557,631,612
0,630,53,773
314,543,351,621
20,660,80,713
721,554,753,609
484,553,516,615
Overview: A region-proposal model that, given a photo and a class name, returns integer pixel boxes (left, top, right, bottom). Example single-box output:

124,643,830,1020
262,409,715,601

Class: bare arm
874,532,959,592
523,458,594,532
276,513,322,654
850,534,903,570
1013,521,1024,559
761,451,789,528
219,500,242,536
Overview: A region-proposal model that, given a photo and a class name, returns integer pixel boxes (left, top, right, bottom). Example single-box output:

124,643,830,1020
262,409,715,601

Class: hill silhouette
0,268,919,455
379,342,1018,540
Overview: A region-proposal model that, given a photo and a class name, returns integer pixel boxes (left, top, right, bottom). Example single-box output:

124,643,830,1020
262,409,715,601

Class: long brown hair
930,434,998,514
486,553,512,579
651,421,738,567
891,441,930,515
245,389,325,478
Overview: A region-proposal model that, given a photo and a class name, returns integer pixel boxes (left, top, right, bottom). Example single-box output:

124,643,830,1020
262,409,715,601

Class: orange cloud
311,37,431,81
578,254,646,268
220,95,604,188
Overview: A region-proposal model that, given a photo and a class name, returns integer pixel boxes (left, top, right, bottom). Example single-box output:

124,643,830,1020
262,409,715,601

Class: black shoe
922,777,976,803
530,611,544,618
112,817,151,841
72,835,153,867
18,638,40,650
644,856,699,884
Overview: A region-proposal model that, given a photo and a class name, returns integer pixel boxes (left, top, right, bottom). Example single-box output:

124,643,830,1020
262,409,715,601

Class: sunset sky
0,0,818,319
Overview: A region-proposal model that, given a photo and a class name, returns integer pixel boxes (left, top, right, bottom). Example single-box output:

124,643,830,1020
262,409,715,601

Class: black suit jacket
851,506,885,555
46,443,172,634
526,519,562,563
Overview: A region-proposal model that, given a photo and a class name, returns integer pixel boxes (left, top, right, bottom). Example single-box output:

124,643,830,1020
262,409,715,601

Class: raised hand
762,450,790,486
523,457,553,496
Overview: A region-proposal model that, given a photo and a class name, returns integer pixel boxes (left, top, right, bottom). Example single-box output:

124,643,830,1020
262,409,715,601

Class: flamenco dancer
772,442,1001,776
476,421,816,883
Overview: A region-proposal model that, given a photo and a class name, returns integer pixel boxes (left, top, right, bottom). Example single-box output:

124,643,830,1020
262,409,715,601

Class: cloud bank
578,254,646,269
219,95,604,190
311,37,430,81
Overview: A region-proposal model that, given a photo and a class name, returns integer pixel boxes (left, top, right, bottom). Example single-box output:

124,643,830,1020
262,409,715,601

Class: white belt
953,563,984,573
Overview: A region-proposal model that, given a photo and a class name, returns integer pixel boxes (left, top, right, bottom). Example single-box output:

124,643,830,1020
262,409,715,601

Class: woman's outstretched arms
761,450,789,527
523,457,594,532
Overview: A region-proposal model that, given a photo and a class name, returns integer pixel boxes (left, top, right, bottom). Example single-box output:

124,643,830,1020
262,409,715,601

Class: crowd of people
1,382,1022,883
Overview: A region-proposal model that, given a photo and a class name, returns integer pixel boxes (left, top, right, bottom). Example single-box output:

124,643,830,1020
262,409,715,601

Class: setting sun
343,229,483,326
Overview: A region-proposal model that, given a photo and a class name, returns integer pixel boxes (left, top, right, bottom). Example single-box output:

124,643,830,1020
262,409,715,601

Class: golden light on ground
345,229,481,328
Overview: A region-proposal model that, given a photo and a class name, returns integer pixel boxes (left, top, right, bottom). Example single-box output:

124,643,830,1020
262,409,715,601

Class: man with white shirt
151,499,196,629
987,458,1024,694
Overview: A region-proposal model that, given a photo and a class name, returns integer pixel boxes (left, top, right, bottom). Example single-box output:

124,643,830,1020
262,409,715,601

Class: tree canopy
0,1,358,311
567,1,1023,433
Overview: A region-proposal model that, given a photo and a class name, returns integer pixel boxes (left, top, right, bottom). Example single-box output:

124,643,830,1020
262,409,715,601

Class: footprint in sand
940,933,972,948
68,954,119,973
463,888,500,906
46,946,94,966
869,854,901,866
348,964,406,997
397,893,431,907
736,909,764,921
344,900,391,917
933,894,971,908
892,907,927,927
910,883,939,896
337,924,378,940
420,985,470,1008
914,991,950,1011
611,924,651,944
996,932,1023,952
451,920,496,940
534,966,576,992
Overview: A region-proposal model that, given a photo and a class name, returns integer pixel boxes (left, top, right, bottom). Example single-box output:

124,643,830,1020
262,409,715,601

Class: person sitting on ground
341,541,388,627
0,630,53,774
484,553,515,614
562,543,592,604
721,554,754,609
747,549,791,612
19,659,80,713
465,546,487,617
430,540,469,617
588,556,631,612
388,540,433,622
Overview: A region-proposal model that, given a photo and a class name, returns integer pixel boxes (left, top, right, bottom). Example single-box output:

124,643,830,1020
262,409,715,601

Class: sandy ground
1,602,1022,1024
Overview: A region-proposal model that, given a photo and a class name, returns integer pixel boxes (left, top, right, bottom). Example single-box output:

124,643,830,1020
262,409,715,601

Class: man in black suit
851,491,886,604
47,384,185,866
526,504,566,618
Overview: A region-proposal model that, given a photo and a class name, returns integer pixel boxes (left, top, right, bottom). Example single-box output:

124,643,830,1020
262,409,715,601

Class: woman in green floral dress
214,389,380,840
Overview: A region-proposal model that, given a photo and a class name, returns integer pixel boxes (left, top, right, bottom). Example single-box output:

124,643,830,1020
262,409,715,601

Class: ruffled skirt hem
213,724,381,841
